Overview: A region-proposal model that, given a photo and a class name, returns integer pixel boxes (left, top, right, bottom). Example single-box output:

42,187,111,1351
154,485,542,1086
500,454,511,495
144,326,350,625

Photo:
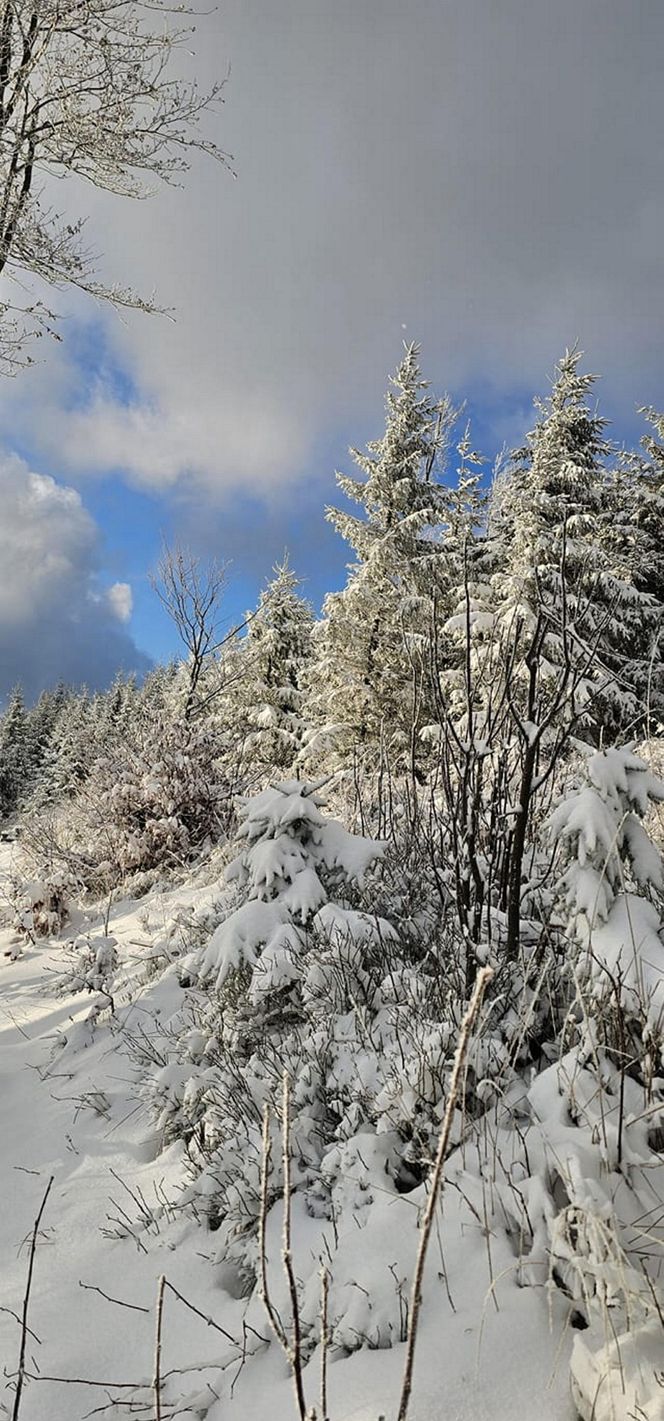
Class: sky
1,0,664,699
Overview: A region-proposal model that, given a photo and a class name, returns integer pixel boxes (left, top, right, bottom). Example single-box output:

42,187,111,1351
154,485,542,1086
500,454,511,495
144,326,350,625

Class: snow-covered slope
3,783,663,1421
0,857,579,1421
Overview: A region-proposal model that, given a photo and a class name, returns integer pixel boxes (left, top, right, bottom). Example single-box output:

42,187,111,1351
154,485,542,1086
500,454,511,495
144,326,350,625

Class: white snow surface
0,839,651,1421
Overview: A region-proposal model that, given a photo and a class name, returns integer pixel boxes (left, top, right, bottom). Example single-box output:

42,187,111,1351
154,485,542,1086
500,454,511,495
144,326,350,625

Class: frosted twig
161,1278,238,1345
281,1076,308,1421
78,1280,150,1314
152,1273,166,1421
396,968,493,1421
258,1091,309,1421
258,1106,289,1352
319,1264,330,1421
12,1174,54,1421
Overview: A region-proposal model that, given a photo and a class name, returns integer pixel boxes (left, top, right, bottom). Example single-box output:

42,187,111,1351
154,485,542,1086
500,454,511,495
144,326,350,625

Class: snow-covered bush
139,781,400,1280
75,712,231,888
15,867,75,939
550,745,664,1046
137,782,528,1328
506,745,664,1416
58,931,119,998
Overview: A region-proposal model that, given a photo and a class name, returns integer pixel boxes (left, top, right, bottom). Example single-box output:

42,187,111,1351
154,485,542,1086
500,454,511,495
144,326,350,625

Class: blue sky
0,0,663,699
14,327,651,677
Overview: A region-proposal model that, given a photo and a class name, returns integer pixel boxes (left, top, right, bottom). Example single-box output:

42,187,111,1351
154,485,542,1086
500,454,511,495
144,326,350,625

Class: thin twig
320,1264,329,1421
79,1281,150,1314
0,1306,40,1345
153,1274,166,1421
20,1372,142,1389
258,1106,288,1351
258,1094,309,1421
282,1076,308,1421
12,1174,54,1421
162,1279,237,1346
397,968,493,1421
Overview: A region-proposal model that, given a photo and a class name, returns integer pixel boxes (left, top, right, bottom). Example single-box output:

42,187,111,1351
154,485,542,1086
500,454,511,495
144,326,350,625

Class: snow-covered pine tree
0,683,70,815
609,406,664,726
488,349,659,736
97,672,139,746
143,779,465,1308
550,744,664,1011
24,684,68,785
235,556,314,773
138,660,182,718
444,422,488,576
44,690,96,803
191,777,387,991
427,421,493,725
636,406,664,597
306,344,456,772
0,687,30,818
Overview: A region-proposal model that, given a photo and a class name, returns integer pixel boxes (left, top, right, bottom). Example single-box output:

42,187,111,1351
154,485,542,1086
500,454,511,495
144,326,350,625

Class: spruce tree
0,687,30,818
614,407,664,725
307,344,456,769
636,407,664,608
489,349,658,735
240,556,314,772
46,690,96,802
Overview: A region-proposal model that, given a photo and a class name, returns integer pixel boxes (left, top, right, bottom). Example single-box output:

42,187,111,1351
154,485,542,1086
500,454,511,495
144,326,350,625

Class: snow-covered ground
0,845,580,1421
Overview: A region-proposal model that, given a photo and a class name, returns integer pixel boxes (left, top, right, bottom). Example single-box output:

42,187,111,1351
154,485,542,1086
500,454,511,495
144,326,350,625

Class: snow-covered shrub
15,867,75,939
130,753,664,1390
136,781,525,1330
77,713,231,887
58,931,119,998
491,745,664,1416
550,745,664,1048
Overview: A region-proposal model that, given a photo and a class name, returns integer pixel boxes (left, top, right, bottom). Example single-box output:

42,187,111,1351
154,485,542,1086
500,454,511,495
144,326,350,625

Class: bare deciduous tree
0,0,232,371
152,543,227,719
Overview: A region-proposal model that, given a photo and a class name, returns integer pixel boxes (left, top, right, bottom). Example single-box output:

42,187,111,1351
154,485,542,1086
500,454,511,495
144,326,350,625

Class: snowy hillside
0,849,576,1421
2,763,664,1421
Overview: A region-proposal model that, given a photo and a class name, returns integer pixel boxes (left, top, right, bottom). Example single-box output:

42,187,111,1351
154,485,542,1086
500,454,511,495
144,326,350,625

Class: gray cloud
0,456,150,701
0,0,663,500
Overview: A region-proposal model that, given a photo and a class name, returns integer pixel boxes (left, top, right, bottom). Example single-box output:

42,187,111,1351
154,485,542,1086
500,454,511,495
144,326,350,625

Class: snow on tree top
193,780,387,991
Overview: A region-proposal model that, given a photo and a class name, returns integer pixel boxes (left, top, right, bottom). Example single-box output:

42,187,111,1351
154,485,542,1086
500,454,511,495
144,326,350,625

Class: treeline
2,344,663,895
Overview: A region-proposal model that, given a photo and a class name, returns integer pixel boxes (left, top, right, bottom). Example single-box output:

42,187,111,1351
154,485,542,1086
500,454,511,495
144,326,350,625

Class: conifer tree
488,349,658,735
239,556,314,772
611,407,664,724
636,407,664,610
0,687,29,817
307,344,456,769
43,690,96,803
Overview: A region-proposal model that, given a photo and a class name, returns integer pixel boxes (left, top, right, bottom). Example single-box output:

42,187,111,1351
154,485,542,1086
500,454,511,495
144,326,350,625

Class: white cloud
0,455,149,700
108,582,133,623
0,457,95,625
28,382,310,495
0,0,663,505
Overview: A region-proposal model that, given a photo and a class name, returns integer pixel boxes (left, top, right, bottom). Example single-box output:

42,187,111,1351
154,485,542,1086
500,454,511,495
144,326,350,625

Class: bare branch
151,542,228,719
12,1174,54,1421
0,0,232,368
397,969,493,1421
